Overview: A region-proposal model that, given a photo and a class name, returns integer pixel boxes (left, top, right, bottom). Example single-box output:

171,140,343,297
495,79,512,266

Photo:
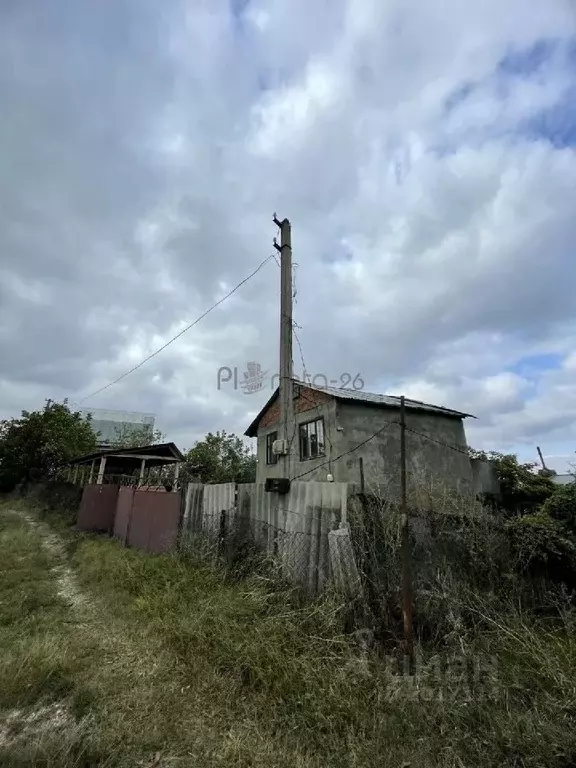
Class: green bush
541,482,576,532
507,513,576,589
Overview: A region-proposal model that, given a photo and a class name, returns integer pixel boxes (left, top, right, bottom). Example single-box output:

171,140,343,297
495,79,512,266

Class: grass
1,500,576,766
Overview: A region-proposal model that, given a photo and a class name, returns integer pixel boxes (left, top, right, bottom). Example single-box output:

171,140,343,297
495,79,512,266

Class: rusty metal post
400,395,414,669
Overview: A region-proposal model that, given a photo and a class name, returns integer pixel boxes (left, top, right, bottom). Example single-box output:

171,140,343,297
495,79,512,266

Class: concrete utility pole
273,214,294,481
399,396,414,670
537,446,547,472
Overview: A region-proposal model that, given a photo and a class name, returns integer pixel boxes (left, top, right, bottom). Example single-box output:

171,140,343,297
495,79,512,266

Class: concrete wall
255,397,472,502
471,458,501,497
333,403,471,501
255,389,338,483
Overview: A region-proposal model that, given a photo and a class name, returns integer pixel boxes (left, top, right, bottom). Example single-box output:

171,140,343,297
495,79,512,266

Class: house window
299,417,325,461
266,431,278,465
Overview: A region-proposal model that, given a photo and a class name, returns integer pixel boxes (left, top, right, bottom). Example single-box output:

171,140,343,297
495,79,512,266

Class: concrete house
245,382,475,499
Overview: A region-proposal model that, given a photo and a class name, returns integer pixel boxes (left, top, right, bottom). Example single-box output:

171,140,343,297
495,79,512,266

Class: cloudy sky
1,0,575,469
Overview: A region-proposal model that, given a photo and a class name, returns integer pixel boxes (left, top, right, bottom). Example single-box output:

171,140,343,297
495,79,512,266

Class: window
266,431,278,465
299,417,325,461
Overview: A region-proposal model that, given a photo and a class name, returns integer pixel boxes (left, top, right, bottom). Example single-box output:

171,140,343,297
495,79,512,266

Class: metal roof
69,441,184,466
310,383,474,417
245,381,475,436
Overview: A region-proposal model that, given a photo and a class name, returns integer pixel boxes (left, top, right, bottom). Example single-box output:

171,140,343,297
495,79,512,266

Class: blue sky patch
510,352,564,378
524,94,576,148
442,36,576,148
497,38,559,77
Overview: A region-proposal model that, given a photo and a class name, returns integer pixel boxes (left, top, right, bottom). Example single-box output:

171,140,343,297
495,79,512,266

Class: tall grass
70,533,576,767
3,496,576,767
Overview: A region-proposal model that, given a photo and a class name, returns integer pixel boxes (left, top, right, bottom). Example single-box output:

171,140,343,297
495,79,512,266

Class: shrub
541,482,576,533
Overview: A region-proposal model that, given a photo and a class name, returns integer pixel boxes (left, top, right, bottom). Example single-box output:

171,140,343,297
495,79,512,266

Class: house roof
244,382,475,437
68,442,184,467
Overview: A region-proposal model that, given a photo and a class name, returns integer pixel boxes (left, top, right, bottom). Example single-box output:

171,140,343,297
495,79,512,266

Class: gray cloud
1,0,575,467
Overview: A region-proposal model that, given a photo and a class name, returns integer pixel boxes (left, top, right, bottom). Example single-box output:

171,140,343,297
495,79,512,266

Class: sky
1,0,575,471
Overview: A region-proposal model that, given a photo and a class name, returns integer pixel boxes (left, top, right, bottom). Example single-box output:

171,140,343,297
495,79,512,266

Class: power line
292,418,399,481
290,417,471,483
80,255,275,404
289,318,336,477
404,426,471,457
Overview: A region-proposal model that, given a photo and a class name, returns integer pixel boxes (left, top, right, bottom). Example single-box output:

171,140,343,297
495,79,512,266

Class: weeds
3,499,576,767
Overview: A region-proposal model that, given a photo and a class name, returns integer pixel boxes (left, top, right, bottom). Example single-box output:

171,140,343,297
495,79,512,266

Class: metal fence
113,487,181,553
181,481,352,595
77,484,119,533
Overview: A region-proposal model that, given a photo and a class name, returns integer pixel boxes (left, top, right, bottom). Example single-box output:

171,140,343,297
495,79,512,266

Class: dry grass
1,500,576,767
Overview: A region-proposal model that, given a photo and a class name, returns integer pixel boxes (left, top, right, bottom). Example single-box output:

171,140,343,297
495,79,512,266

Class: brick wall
259,386,332,430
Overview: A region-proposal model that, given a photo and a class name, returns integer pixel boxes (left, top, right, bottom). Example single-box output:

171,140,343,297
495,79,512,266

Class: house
78,408,156,449
245,382,475,499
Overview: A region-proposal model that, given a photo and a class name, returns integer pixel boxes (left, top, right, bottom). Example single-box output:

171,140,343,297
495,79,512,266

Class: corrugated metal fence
181,481,350,595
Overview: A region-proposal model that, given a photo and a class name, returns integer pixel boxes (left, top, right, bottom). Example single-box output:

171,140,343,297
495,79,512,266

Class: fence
181,481,354,596
113,487,181,553
77,484,120,533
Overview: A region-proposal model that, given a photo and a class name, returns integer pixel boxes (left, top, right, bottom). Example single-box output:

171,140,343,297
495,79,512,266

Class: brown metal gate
113,488,181,553
77,484,119,533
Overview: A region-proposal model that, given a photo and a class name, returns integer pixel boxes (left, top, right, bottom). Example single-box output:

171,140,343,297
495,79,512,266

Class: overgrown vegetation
469,449,559,513
183,430,257,485
2,441,576,765
0,400,98,493
2,495,576,767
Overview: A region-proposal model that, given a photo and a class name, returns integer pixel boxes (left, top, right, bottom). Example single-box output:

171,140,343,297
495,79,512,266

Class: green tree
469,449,556,514
184,431,256,485
0,399,98,491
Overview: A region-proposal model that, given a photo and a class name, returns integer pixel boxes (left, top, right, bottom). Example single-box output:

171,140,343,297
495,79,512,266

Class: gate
113,488,182,553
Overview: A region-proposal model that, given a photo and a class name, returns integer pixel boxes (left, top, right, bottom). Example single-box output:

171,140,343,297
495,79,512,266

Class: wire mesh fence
346,486,576,645
180,506,333,593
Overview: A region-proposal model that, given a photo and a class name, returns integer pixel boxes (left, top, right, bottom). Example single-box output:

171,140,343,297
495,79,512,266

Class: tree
183,431,256,485
541,483,576,534
469,449,556,514
107,423,165,449
0,400,98,491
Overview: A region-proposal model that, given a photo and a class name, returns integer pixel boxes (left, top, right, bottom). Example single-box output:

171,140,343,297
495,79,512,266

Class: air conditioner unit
272,439,288,456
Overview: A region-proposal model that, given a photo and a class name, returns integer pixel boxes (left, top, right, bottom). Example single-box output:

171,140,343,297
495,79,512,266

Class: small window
266,431,278,465
299,417,325,461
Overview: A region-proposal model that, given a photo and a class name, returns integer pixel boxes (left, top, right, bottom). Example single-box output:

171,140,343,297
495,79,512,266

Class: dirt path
16,508,90,617
0,508,84,752
0,506,184,766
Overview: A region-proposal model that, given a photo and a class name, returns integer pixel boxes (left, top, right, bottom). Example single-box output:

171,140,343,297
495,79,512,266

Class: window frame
299,416,326,461
265,430,279,465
